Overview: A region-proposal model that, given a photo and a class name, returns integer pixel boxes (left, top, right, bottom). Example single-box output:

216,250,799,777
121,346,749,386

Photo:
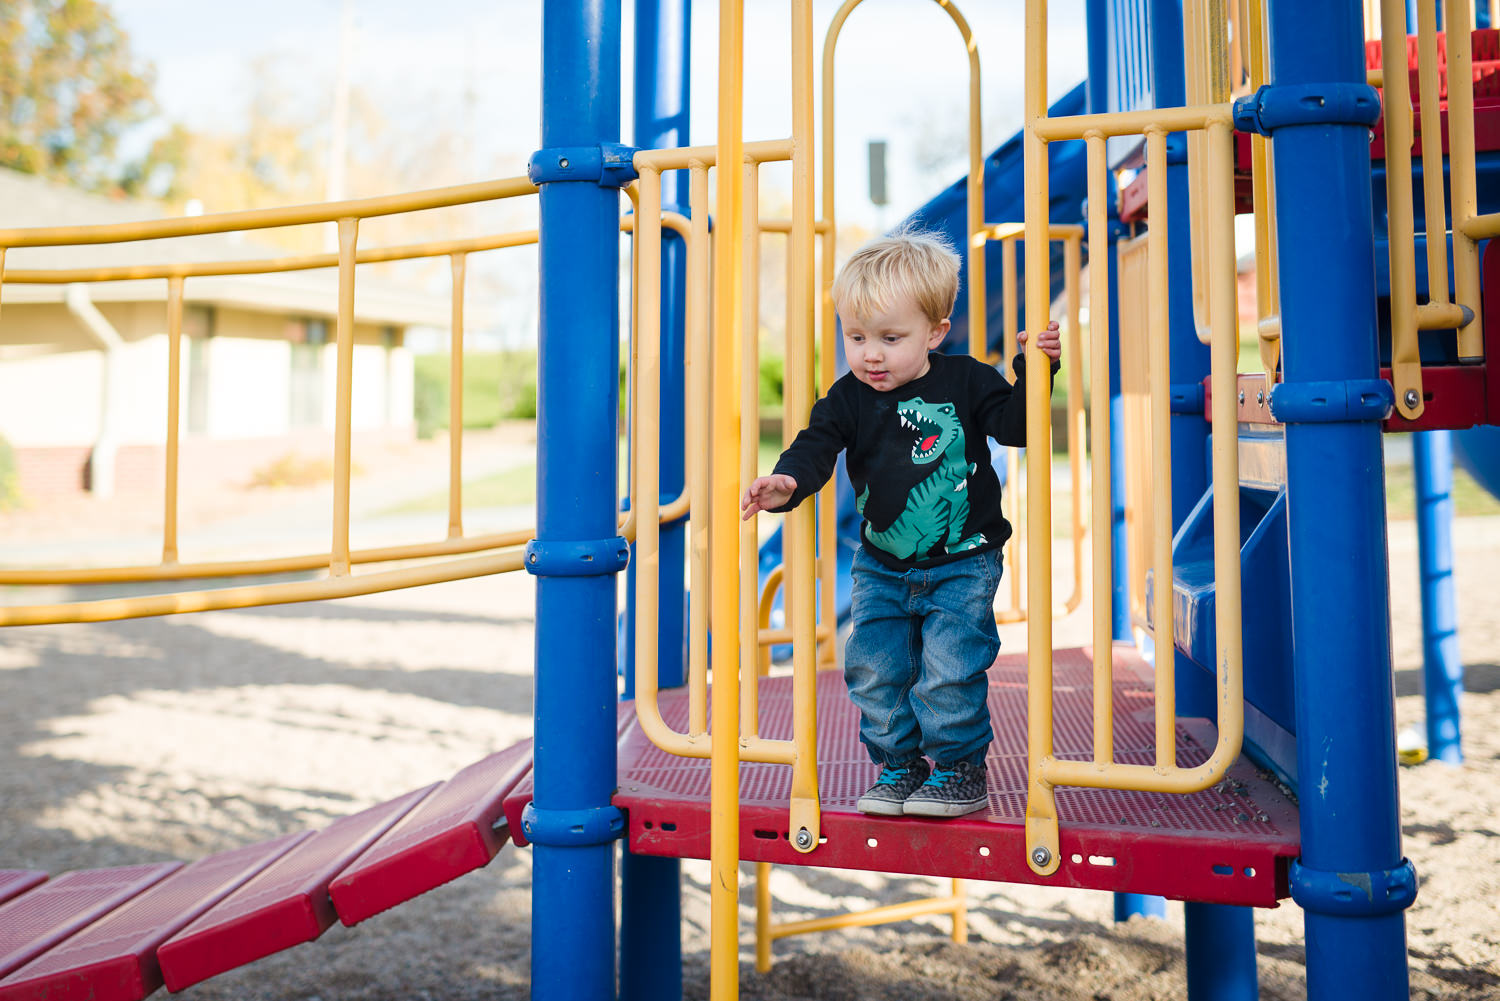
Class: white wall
205,336,292,439
0,303,414,449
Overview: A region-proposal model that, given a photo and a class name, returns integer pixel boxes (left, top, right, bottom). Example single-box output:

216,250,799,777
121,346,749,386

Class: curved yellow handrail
0,176,538,248
1022,0,1243,878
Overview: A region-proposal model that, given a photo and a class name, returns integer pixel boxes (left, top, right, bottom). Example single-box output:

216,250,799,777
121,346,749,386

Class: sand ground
1,431,1497,1000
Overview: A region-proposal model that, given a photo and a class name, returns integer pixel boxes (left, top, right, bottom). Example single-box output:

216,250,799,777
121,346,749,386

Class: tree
0,0,177,195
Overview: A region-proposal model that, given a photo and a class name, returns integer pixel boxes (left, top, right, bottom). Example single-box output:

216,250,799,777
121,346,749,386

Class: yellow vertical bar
1248,0,1280,377
1145,130,1175,766
1382,0,1425,419
162,276,185,565
951,879,968,944
710,0,745,994
1022,0,1060,877
754,861,773,972
1064,234,1084,614
331,216,359,578
1001,236,1023,616
789,0,821,851
965,9,986,360
741,158,762,737
1002,237,1018,362
689,164,712,736
1207,119,1246,770
1416,0,1453,309
637,166,665,738
448,252,467,540
1086,135,1114,763
818,7,843,671
1448,0,1486,360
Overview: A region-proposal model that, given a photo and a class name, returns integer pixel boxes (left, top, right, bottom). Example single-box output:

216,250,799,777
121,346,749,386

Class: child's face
839,294,950,392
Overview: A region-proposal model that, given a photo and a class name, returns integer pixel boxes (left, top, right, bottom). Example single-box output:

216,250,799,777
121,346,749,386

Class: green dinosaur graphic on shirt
857,397,986,560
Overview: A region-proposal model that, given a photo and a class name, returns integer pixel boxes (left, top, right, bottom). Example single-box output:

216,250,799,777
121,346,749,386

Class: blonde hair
831,227,961,325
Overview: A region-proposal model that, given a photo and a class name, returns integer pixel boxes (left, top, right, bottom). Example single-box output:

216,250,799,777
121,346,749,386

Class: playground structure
4,1,1500,1000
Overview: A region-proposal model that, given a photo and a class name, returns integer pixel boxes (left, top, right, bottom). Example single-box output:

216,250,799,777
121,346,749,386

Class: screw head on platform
1238,390,1246,405
1257,390,1265,405
1403,389,1420,409
794,828,813,850
1030,845,1052,868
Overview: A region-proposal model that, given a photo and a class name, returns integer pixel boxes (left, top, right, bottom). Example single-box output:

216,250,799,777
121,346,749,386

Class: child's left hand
1017,320,1062,361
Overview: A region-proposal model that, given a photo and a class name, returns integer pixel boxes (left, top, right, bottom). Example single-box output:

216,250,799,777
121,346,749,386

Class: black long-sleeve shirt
771,351,1053,571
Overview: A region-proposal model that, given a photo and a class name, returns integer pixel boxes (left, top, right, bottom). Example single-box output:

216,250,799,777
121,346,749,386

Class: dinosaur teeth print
898,406,943,460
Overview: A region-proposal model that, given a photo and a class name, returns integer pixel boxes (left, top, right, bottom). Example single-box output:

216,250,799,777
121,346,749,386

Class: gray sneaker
855,758,931,816
902,760,989,818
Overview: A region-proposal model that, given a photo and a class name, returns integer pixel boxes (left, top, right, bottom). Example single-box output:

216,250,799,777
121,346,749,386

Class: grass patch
1385,461,1500,519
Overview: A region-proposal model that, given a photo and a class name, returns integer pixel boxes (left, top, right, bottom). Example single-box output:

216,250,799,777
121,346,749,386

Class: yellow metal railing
0,182,696,625
1377,0,1489,421
978,222,1088,625
1021,0,1244,877
753,864,966,971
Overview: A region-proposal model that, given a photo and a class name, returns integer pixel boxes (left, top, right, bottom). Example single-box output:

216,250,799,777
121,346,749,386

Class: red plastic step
156,784,437,992
0,865,180,980
609,648,1300,908
328,739,534,926
0,834,306,1001
0,874,46,909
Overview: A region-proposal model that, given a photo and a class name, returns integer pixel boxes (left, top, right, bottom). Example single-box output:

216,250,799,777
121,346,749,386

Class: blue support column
1185,902,1259,1000
1255,1,1415,995
619,0,690,996
1413,430,1464,764
1086,0,1133,646
528,3,628,998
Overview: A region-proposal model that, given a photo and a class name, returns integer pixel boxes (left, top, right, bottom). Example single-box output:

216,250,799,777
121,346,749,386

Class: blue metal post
1185,903,1259,1000
1262,0,1415,995
1412,430,1464,764
619,0,690,996
528,3,627,998
1086,0,1133,647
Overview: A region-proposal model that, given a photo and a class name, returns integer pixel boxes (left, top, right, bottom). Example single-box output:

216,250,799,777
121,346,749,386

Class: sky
114,0,1091,230
109,1,1092,347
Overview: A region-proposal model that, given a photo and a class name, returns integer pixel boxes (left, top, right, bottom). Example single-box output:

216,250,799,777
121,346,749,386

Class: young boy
741,229,1061,818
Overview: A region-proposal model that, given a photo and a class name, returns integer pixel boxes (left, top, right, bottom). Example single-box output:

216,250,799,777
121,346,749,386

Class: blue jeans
843,545,1003,768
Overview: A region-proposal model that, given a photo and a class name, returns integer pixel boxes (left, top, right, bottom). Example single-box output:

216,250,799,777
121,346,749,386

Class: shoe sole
902,798,987,818
855,796,908,816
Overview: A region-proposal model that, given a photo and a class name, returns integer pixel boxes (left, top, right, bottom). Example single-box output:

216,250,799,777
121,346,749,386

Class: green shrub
0,434,19,510
413,350,538,438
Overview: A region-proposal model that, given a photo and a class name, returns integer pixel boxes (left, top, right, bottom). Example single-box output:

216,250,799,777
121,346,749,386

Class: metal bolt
558,156,570,168
528,552,538,564
1403,389,1420,409
1238,390,1245,405
1256,390,1265,405
1030,845,1052,868
794,828,813,850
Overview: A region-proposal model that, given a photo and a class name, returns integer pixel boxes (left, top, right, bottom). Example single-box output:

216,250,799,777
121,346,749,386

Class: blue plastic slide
758,81,1092,632
1455,424,1500,499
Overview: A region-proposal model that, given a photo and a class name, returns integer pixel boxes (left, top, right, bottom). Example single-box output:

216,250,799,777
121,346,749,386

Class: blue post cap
1289,857,1418,917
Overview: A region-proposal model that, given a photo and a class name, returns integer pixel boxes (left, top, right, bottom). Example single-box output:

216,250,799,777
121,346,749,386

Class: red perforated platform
156,784,437,992
0,835,304,1001
328,739,533,926
609,646,1300,908
0,874,46,909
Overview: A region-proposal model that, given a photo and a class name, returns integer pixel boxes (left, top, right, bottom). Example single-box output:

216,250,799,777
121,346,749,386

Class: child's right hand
741,474,798,520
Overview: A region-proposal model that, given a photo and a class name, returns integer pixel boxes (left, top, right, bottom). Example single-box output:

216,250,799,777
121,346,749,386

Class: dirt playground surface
1,444,1497,999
